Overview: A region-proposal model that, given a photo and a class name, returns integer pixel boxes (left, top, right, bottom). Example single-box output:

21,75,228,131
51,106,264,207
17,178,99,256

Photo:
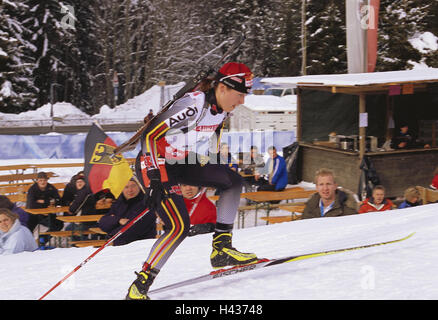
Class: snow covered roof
240,94,297,112
261,68,438,88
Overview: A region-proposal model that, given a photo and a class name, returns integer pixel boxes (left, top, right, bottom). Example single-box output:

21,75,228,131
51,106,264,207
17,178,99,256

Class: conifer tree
22,0,79,108
305,0,346,74
0,0,37,112
376,0,425,71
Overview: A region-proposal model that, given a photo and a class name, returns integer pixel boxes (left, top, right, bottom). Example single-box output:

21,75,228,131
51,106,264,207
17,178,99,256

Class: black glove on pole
146,169,167,210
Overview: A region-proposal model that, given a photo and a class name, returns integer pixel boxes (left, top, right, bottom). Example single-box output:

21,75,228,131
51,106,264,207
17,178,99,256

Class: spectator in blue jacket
0,208,38,255
256,146,288,191
0,195,31,228
98,179,156,246
398,186,422,209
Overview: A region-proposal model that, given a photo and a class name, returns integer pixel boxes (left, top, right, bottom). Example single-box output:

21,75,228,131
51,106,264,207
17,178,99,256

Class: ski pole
38,207,151,300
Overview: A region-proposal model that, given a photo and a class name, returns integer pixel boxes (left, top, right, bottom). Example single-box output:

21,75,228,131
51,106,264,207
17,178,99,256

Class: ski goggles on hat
218,73,253,93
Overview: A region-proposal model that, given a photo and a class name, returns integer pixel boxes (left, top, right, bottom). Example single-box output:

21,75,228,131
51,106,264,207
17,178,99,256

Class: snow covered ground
1,187,437,300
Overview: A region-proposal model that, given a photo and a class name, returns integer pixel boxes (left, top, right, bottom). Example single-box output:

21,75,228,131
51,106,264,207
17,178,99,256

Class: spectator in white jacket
0,208,38,255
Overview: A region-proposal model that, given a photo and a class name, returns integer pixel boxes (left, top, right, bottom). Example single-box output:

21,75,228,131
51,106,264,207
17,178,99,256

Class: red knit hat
217,62,253,93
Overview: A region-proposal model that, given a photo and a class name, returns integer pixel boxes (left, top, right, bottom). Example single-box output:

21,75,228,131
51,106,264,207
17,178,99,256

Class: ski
149,232,415,296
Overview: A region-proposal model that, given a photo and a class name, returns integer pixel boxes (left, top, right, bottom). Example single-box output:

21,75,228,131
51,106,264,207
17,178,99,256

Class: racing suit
139,88,242,271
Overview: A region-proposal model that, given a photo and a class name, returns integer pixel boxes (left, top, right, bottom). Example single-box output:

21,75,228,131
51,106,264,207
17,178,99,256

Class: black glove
145,169,167,210
188,223,216,237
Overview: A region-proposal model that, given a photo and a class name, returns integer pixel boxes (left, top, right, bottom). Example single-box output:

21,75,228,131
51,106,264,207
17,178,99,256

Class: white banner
346,0,367,73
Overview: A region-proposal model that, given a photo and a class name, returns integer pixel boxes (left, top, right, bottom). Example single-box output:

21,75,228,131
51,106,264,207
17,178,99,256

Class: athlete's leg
167,163,258,268
167,163,242,228
126,176,190,300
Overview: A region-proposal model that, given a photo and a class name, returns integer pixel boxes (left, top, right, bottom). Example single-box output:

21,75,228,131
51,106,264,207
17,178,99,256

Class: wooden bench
40,230,98,247
278,203,306,213
56,214,104,223
51,217,164,247
40,230,96,237
0,171,58,183
88,227,107,235
260,215,302,224
71,240,110,248
417,186,438,204
0,164,35,172
69,221,164,247
1,182,67,203
259,204,306,225
235,188,315,229
242,189,315,203
208,186,308,202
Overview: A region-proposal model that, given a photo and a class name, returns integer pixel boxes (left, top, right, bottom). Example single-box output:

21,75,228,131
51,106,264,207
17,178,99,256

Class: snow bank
0,82,185,127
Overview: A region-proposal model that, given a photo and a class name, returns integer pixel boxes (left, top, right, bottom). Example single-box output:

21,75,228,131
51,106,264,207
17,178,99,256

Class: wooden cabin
262,69,438,198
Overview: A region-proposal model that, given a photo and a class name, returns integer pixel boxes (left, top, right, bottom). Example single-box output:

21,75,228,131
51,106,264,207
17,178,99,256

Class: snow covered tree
22,0,79,108
141,0,219,89
65,0,99,114
273,0,304,76
376,0,427,71
418,1,438,68
305,0,347,75
0,0,37,112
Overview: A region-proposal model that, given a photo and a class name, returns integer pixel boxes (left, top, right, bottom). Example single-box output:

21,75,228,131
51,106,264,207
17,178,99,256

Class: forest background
1,0,437,115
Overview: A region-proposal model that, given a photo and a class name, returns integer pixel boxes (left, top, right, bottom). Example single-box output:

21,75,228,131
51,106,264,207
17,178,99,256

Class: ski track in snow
2,201,438,300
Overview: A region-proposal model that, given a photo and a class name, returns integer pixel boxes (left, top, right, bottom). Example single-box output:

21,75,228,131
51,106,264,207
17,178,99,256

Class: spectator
180,184,217,236
430,166,438,190
98,179,156,246
26,172,63,239
61,170,84,206
398,186,422,209
65,175,97,236
256,146,288,191
219,143,238,172
302,168,358,219
144,109,154,123
95,189,116,214
358,185,394,213
0,208,38,255
391,123,430,150
240,146,265,192
68,175,96,216
0,195,31,228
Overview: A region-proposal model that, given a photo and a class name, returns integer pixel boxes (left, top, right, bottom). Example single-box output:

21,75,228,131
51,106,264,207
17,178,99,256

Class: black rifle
113,34,245,155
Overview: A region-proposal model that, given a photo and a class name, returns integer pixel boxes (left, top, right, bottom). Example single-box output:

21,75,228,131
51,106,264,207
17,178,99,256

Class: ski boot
210,232,258,268
125,267,159,300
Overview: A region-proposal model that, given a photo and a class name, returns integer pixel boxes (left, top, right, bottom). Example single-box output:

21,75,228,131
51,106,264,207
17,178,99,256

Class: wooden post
432,121,437,148
297,88,302,142
359,94,366,159
159,80,166,107
301,0,307,75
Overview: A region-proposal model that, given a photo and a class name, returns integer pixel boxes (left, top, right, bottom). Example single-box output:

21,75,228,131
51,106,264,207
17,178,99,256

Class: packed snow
0,159,437,300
